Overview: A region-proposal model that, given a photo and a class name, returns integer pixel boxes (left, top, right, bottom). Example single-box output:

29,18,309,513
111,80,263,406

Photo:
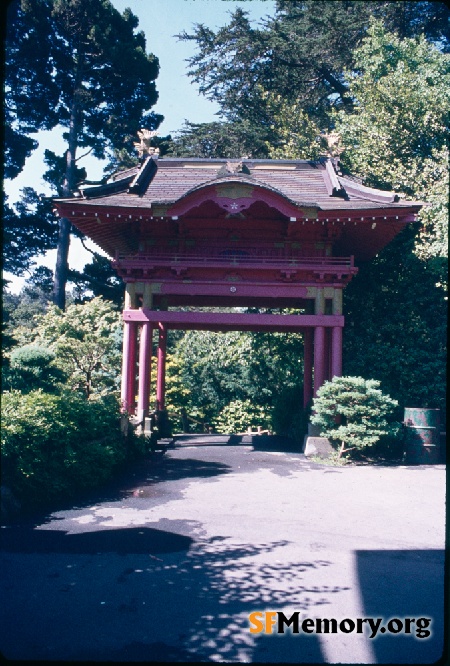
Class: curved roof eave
166,176,315,218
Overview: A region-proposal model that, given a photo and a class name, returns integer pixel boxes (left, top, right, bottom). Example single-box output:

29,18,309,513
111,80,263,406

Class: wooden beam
123,309,344,332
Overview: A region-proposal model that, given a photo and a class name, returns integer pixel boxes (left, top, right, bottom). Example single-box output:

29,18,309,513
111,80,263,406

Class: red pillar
303,328,313,408
121,321,137,414
325,327,332,381
331,326,343,378
137,322,153,422
314,326,326,397
156,322,167,411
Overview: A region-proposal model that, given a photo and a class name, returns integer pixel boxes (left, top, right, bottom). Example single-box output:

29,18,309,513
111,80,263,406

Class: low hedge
1,390,144,508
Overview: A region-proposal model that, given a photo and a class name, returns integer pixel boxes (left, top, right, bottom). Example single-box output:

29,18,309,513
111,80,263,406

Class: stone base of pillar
303,436,334,458
144,417,153,435
135,409,146,433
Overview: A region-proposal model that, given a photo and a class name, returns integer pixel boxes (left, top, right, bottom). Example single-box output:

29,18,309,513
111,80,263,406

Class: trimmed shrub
4,344,67,393
311,376,399,458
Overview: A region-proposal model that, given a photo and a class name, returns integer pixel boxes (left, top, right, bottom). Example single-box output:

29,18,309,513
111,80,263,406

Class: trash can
403,408,441,464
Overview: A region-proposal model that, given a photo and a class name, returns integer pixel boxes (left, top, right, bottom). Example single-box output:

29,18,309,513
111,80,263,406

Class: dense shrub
168,328,304,435
11,298,122,398
213,399,271,434
1,390,143,507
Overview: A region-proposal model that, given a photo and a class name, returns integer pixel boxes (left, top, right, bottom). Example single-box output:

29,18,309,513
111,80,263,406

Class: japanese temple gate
54,157,422,426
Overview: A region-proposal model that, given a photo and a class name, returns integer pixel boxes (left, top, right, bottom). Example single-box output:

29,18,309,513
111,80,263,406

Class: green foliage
412,148,448,270
179,2,449,131
10,344,55,367
310,451,349,467
68,254,124,306
14,297,122,398
155,353,191,415
214,399,270,434
2,279,53,339
37,0,161,161
343,226,447,425
265,94,327,159
1,390,134,507
167,326,305,438
172,330,250,422
326,22,449,427
26,266,55,294
3,189,59,275
4,0,59,179
170,120,270,159
6,0,163,306
335,21,449,266
311,376,399,457
4,344,67,393
271,385,308,441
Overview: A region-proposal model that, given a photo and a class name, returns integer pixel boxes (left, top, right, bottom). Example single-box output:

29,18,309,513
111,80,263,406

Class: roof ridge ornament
322,132,345,158
217,161,252,177
134,129,160,160
128,155,158,195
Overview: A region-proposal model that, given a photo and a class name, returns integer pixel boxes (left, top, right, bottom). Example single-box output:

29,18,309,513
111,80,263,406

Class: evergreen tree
4,0,60,178
311,376,399,458
68,254,124,306
178,1,449,132
343,227,447,424
5,0,163,309
2,190,58,275
171,120,270,159
334,20,449,270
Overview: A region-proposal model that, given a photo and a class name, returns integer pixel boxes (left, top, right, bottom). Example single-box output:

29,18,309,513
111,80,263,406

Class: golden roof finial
134,129,160,159
322,132,344,157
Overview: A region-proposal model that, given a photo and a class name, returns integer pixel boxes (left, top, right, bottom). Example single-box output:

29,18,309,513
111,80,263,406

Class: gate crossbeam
123,309,344,332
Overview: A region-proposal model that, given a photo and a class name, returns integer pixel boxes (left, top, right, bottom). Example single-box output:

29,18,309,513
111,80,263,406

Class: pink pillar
121,321,137,414
137,322,153,422
156,322,167,411
331,326,343,378
303,328,313,408
314,326,326,397
324,327,331,382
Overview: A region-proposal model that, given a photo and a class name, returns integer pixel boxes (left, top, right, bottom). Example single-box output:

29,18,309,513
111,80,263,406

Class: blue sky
5,0,276,292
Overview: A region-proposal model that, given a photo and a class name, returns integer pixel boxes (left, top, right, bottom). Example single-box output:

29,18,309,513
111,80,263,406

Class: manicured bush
4,344,67,393
1,389,142,508
311,376,399,458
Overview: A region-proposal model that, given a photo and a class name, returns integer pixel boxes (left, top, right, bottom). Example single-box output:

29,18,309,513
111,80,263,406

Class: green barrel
404,408,441,464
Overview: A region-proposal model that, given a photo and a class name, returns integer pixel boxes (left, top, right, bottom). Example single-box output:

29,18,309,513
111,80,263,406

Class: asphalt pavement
0,434,446,663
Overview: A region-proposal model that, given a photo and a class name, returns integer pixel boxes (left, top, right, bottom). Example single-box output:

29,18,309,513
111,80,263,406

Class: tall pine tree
176,1,449,145
5,0,163,308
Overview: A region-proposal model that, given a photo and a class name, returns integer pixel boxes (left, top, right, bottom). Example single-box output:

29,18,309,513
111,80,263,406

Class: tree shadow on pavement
7,455,233,526
138,456,231,483
0,524,352,662
0,525,194,555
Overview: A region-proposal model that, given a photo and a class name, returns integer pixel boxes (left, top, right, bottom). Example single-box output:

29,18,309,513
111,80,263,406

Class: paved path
0,435,446,663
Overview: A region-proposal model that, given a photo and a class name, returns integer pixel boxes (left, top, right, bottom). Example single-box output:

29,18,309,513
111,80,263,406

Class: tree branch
75,146,94,162
79,236,99,257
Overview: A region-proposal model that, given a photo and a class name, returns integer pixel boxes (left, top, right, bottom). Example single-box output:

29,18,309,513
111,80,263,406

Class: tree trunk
52,52,84,310
52,217,71,309
52,139,77,310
